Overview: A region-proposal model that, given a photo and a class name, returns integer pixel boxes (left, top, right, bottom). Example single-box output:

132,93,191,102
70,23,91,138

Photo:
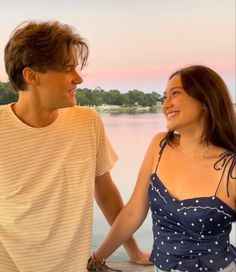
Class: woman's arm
95,172,150,264
94,133,164,262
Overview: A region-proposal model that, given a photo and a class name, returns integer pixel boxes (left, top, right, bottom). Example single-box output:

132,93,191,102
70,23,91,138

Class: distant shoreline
95,104,163,114
94,103,236,114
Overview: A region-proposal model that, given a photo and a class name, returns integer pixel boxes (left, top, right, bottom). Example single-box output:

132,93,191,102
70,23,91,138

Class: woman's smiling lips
165,111,180,120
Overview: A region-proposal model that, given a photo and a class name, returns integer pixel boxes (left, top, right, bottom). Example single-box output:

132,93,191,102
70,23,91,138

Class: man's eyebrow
64,64,79,70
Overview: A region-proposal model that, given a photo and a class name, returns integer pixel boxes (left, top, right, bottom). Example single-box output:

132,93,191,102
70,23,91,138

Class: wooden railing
106,261,154,272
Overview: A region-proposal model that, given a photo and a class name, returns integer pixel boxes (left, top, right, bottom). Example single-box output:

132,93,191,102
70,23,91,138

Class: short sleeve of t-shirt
94,111,118,176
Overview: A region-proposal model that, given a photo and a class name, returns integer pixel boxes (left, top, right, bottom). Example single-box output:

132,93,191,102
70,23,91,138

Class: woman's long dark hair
165,65,236,152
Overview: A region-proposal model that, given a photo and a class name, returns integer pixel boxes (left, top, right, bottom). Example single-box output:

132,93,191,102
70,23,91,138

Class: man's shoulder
62,106,97,115
0,103,9,110
61,106,100,123
0,103,10,118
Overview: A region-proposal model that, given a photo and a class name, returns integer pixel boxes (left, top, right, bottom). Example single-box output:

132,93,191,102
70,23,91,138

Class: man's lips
69,89,76,95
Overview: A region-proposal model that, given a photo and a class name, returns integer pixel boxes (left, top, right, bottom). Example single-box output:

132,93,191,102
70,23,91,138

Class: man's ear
22,67,39,86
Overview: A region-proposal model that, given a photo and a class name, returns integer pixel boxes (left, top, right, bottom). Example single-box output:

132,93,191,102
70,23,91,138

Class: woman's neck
176,134,211,159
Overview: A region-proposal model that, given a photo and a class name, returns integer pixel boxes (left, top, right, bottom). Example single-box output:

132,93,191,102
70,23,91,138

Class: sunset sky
0,0,235,101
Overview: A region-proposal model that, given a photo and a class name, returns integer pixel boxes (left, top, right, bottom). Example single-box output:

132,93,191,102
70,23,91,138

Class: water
92,112,236,260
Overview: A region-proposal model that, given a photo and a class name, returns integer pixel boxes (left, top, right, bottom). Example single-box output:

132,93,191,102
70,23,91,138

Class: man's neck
11,100,59,128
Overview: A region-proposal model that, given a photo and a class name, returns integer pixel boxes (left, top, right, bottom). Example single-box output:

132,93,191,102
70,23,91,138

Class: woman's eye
172,90,180,96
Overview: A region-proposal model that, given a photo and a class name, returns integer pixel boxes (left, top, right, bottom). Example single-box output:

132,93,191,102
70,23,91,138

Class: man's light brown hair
4,21,89,91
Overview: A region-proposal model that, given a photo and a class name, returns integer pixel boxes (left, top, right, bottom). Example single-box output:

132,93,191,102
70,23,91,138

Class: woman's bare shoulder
152,131,168,144
148,132,168,152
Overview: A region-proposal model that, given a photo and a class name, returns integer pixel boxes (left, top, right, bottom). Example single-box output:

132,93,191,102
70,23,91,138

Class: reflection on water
93,113,166,260
102,113,166,200
92,112,236,261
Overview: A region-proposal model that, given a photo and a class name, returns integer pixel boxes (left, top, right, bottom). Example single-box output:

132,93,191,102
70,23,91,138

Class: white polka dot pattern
148,170,236,272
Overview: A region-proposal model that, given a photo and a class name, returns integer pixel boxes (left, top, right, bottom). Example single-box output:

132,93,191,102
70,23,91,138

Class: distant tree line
0,82,163,106
0,82,18,105
76,87,163,106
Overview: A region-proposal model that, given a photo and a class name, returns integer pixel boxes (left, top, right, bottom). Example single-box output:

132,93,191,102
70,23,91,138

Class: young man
0,21,149,272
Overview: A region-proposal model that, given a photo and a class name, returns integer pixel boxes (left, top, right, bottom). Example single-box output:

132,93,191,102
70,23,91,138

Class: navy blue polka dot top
148,142,236,271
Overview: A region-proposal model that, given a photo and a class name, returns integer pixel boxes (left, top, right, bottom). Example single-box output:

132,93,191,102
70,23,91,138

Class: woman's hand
127,248,152,265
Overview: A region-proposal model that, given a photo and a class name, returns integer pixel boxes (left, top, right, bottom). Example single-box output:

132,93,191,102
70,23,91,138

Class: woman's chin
166,123,176,131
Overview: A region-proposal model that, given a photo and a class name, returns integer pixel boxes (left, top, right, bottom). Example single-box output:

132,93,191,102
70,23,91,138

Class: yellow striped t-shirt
0,104,117,272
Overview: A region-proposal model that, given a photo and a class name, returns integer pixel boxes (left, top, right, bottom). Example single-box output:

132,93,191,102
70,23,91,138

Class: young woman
87,65,236,272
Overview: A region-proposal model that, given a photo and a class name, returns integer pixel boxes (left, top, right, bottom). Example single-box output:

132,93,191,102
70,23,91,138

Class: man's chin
66,98,77,108
57,102,76,109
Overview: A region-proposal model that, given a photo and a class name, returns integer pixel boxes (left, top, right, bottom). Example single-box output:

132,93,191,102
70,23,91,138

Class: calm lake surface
92,112,236,261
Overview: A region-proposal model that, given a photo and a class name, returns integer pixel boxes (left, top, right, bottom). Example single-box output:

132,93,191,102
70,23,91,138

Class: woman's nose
163,96,172,108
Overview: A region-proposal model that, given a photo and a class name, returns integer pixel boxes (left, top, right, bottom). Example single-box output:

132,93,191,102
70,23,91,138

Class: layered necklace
176,144,211,159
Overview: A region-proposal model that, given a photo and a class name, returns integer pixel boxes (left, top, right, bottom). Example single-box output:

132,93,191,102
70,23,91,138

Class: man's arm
94,172,151,265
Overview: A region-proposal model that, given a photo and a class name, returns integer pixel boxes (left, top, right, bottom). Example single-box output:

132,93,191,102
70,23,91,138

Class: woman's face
162,74,206,133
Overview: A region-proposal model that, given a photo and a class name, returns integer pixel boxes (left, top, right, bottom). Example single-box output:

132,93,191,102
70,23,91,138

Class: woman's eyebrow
164,86,183,95
170,86,183,91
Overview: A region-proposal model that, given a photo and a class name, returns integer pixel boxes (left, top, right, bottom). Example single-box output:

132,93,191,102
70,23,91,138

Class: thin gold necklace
177,144,211,159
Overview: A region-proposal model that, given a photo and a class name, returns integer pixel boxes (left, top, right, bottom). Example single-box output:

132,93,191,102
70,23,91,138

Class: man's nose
73,71,83,85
